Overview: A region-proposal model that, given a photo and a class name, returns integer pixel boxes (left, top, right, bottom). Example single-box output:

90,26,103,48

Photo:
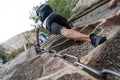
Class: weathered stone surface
80,10,120,80
1,31,35,54
36,53,96,80
0,48,97,80
72,1,120,27
0,47,37,80
72,0,100,13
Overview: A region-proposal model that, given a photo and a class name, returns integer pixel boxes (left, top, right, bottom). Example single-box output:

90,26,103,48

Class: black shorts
46,13,71,34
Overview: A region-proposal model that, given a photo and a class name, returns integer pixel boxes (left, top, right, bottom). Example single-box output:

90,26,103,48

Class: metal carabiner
48,49,62,57
62,54,79,63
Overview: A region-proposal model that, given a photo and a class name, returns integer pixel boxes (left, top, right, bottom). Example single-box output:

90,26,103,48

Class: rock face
1,31,35,54
0,1,120,80
72,0,100,12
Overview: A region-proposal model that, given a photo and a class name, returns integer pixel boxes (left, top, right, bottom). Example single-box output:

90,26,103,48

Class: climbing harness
34,45,120,79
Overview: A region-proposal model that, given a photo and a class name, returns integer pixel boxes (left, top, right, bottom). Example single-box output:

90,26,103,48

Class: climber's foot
90,33,106,47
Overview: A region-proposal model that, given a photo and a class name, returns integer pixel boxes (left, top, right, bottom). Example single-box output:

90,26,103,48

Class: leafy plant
47,0,74,18
0,46,8,63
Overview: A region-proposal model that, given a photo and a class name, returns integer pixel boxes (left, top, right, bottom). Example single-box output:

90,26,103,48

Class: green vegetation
0,46,8,63
29,6,39,23
0,45,24,62
46,0,74,18
8,42,34,60
8,47,24,60
0,42,34,63
26,42,34,49
40,27,50,34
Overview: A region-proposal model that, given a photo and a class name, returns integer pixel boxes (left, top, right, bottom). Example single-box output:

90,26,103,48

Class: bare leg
108,0,120,9
60,27,91,42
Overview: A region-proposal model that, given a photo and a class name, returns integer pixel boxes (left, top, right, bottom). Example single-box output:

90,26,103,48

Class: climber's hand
36,41,41,47
34,45,42,54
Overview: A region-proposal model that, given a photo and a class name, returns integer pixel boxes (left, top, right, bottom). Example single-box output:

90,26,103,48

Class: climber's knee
60,27,72,37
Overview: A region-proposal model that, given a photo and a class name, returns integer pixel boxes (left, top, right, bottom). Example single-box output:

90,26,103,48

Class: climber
108,0,120,9
35,4,106,48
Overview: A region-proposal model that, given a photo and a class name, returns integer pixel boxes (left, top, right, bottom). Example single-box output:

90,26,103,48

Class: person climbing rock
35,4,106,48
108,0,120,9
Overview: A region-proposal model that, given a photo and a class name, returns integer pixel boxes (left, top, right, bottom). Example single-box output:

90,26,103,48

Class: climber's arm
36,27,41,47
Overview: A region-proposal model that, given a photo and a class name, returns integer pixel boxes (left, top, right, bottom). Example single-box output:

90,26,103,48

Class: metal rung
49,49,57,53
102,69,120,77
63,54,79,62
74,62,103,77
53,53,63,58
74,62,120,77
49,49,62,58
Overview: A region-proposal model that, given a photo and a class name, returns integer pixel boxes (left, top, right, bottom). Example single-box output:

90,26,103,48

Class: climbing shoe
89,33,106,47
